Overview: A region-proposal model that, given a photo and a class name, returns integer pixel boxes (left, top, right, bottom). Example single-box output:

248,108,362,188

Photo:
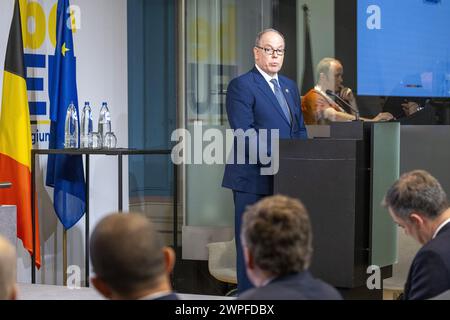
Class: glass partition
371,122,400,267
185,0,272,227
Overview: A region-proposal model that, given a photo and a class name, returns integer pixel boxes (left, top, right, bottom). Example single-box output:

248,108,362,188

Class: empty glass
90,132,102,149
103,132,117,149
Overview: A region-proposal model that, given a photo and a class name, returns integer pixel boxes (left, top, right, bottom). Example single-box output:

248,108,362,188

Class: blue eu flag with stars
46,0,86,230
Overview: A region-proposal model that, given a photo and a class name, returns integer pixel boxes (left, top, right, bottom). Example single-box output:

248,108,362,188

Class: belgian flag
0,0,41,267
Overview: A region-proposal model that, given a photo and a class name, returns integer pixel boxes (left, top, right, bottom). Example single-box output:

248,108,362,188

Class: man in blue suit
238,195,342,300
383,170,450,300
222,29,307,293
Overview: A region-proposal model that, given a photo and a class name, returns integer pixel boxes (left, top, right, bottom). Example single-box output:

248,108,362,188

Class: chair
206,238,237,295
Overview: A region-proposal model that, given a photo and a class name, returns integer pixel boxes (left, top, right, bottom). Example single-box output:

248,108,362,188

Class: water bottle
80,102,93,148
98,102,111,143
64,102,79,148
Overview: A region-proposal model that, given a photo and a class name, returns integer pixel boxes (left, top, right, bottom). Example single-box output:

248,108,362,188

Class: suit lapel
252,68,291,125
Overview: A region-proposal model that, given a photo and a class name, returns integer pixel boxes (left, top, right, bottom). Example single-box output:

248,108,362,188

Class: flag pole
301,4,314,96
63,228,68,286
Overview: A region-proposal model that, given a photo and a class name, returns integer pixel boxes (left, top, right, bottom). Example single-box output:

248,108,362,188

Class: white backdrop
0,0,128,285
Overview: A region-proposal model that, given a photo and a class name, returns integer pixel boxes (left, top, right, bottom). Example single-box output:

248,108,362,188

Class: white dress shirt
255,64,279,93
432,218,450,239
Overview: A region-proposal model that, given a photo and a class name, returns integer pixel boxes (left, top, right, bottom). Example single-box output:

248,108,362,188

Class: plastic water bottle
98,102,111,143
80,102,93,148
64,102,79,148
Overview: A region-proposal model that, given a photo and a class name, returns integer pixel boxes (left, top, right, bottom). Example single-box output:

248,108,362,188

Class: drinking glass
90,132,102,149
103,132,117,149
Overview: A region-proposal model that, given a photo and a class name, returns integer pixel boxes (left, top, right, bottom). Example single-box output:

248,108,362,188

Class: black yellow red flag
0,0,41,267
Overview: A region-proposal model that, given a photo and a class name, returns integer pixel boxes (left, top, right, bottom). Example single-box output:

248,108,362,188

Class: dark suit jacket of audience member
154,293,180,300
140,292,179,300
404,223,450,300
238,271,342,300
430,289,450,300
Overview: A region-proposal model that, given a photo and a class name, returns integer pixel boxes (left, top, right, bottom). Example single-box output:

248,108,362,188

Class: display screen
357,0,450,97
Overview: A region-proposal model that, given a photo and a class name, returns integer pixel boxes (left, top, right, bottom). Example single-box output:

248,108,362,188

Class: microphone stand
326,90,361,122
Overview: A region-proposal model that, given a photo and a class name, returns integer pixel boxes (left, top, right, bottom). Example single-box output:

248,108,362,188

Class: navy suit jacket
153,292,179,300
238,271,342,300
222,67,307,195
404,222,450,300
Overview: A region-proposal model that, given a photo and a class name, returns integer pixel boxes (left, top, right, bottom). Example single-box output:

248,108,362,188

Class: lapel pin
285,89,289,94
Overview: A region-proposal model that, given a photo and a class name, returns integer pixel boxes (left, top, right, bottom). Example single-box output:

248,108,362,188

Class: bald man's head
0,235,16,300
90,213,169,296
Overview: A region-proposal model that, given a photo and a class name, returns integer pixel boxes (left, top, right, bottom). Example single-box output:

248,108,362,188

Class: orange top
301,89,344,125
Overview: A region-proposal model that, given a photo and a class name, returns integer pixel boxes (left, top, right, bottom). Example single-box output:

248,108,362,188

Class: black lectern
274,122,400,299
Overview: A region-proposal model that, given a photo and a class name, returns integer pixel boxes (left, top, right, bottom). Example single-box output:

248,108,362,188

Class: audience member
383,170,450,300
238,195,342,300
90,213,178,300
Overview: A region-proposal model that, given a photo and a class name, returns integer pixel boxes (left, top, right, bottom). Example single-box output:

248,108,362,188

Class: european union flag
46,0,86,230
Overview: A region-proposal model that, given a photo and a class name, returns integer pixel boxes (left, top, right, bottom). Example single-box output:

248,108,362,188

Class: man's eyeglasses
255,46,286,56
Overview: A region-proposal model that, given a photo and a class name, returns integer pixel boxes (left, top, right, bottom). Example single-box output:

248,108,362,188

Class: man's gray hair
316,57,340,81
255,28,285,47
383,170,449,220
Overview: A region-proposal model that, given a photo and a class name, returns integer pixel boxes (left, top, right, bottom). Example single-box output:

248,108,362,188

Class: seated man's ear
243,246,255,270
163,247,176,275
91,276,113,299
409,213,425,226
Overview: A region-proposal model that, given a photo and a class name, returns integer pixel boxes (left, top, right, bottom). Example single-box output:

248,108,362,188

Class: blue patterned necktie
270,78,292,124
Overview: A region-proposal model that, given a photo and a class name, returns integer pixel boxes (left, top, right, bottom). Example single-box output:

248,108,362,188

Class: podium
274,122,400,298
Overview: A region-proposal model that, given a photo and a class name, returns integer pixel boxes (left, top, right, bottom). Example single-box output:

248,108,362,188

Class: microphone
325,89,361,122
